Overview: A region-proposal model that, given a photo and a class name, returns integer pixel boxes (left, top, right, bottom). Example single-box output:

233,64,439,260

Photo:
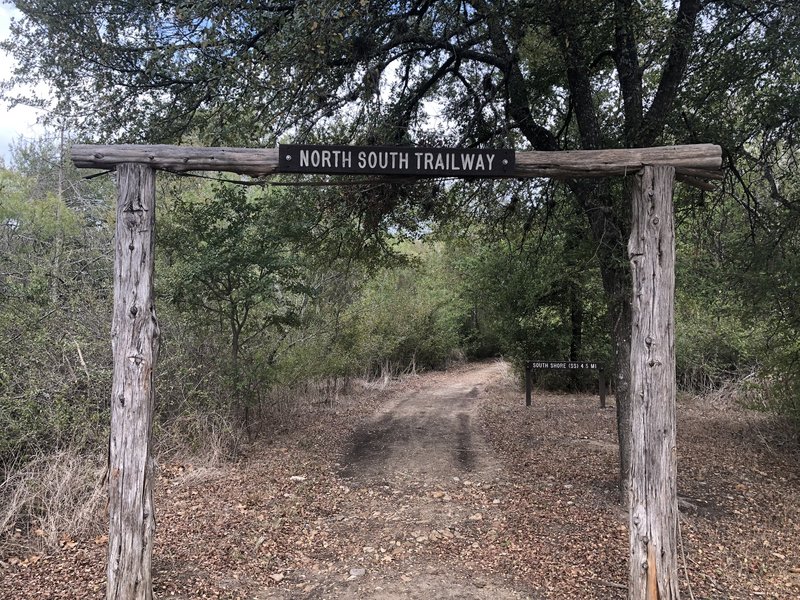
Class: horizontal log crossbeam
71,144,722,189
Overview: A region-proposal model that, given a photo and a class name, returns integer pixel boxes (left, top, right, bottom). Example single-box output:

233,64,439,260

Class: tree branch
559,26,602,149
613,0,643,146
476,2,559,151
636,0,702,146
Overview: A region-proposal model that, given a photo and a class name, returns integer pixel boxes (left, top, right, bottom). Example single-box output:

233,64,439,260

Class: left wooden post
107,164,158,600
525,362,532,407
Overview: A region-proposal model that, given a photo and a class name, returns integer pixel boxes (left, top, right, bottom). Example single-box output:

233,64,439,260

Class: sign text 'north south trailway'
278,144,515,177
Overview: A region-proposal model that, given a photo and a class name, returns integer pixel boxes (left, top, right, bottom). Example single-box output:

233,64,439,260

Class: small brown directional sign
527,361,600,370
524,360,607,408
278,144,515,177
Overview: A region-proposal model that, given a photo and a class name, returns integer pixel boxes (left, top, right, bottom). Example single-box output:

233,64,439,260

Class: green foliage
268,240,471,385
5,0,800,433
758,350,800,427
674,192,758,389
441,190,611,389
726,153,800,427
346,242,469,376
7,0,796,155
674,304,760,391
157,181,313,416
0,139,115,470
672,146,800,428
3,0,800,454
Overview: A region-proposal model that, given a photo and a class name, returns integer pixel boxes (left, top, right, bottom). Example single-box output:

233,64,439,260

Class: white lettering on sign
411,151,501,172
528,361,601,370
300,148,354,169
283,145,511,175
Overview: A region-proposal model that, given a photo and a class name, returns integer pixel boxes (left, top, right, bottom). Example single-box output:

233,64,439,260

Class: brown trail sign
71,142,721,600
277,144,515,177
524,361,607,408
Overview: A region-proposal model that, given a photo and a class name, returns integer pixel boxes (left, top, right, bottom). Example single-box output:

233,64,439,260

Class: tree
0,136,115,468
344,240,470,378
5,0,799,507
439,179,611,379
6,4,800,596
158,182,310,422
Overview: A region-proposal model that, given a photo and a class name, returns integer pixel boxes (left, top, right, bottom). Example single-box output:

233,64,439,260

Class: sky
0,5,46,165
0,6,446,165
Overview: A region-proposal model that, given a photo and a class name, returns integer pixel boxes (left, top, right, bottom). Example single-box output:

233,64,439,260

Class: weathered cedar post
525,362,532,407
107,164,159,600
627,165,679,599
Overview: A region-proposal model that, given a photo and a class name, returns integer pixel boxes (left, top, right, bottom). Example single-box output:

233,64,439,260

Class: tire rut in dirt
339,391,481,481
455,412,476,471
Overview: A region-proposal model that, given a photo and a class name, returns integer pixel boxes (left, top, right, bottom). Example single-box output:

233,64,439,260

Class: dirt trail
268,361,536,599
5,360,799,598
341,362,504,481
1,361,539,600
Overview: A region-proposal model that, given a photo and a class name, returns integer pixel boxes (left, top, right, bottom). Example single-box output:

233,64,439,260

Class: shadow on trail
339,387,483,481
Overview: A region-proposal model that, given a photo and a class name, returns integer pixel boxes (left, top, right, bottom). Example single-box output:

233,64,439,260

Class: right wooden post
627,166,679,599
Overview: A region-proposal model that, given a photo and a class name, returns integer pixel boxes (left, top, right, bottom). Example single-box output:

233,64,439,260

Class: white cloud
0,5,47,165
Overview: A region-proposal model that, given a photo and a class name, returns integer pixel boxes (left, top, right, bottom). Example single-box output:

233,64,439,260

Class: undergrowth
0,449,106,558
0,374,387,558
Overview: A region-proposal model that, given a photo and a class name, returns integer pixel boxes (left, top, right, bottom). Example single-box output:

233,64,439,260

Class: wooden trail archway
72,143,722,600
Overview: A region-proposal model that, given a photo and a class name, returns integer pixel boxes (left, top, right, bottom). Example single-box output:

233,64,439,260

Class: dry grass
155,409,244,465
0,449,106,557
3,363,798,598
0,369,463,562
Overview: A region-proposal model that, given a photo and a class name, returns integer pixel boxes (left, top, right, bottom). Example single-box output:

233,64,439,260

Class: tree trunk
576,178,633,500
230,312,248,429
606,261,633,501
50,123,66,305
627,166,679,599
107,164,158,600
568,281,583,362
568,280,583,390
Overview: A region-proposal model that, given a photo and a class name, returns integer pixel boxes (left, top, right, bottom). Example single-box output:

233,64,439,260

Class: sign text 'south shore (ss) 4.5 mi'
528,361,600,370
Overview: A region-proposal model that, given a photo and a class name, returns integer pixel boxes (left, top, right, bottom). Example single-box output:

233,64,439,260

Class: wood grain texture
107,164,158,600
627,166,680,600
72,145,280,177
71,143,722,187
514,144,721,178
